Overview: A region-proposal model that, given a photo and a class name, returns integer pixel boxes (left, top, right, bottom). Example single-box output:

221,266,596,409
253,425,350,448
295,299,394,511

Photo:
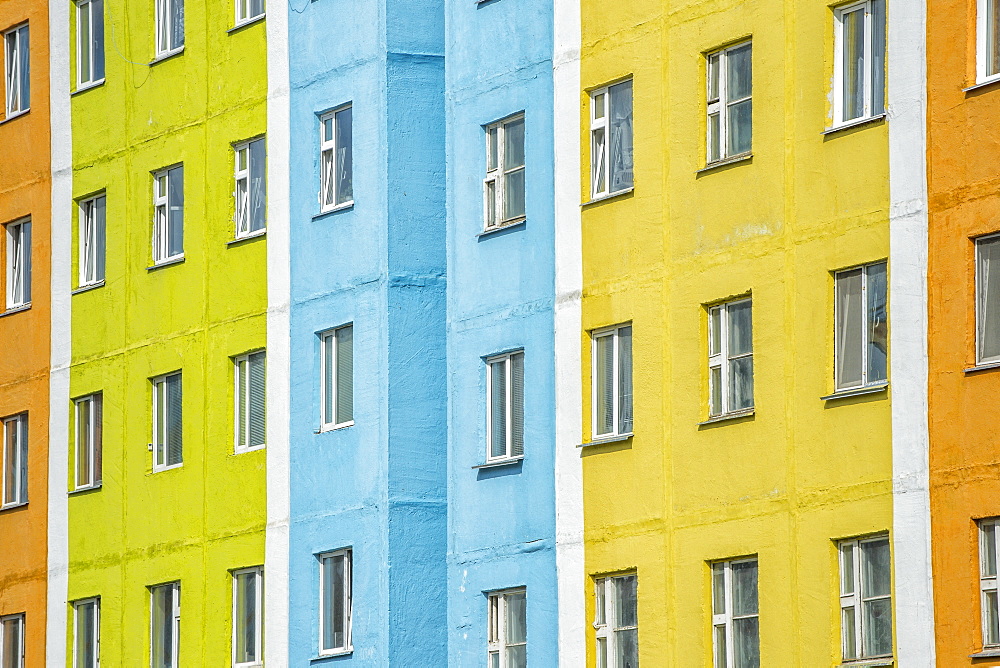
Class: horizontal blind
336,326,353,424
248,351,266,447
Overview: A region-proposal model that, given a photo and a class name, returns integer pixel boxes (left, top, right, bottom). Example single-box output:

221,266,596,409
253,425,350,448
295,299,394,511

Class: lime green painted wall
66,0,267,663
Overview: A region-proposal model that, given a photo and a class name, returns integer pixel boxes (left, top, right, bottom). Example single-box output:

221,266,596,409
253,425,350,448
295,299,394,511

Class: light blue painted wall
445,0,559,665
286,0,448,663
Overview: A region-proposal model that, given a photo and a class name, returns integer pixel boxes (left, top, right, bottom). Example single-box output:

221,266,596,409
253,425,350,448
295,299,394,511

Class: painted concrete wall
0,0,51,663
444,0,559,664
285,0,448,663
578,0,895,664
65,0,267,663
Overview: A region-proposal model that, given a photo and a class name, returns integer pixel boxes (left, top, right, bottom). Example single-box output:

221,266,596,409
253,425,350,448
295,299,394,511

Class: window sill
68,483,102,495
820,382,888,401
0,303,31,318
472,456,524,469
582,187,634,207
698,408,754,426
965,360,1000,374
151,463,183,474
72,79,106,96
312,648,353,661
697,152,752,174
228,14,265,33
839,659,893,667
578,432,633,448
313,202,355,220
149,47,184,66
227,230,266,246
970,648,1000,658
964,76,1000,93
316,421,354,434
477,218,526,238
234,444,266,455
147,256,185,271
823,113,887,136
0,109,29,125
72,280,105,295
0,501,27,512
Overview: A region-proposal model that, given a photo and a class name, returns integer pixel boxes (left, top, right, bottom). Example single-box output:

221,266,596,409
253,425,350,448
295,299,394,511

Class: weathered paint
578,1,897,665
285,0,448,663
65,1,267,664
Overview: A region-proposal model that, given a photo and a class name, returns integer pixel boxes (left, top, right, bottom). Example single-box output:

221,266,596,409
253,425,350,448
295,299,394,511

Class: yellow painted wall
579,0,894,664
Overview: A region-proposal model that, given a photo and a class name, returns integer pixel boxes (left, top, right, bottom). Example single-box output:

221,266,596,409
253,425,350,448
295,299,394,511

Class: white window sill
823,113,887,135
72,280,105,295
578,432,633,448
964,75,1000,93
839,658,893,667
0,303,31,318
698,408,754,426
149,47,185,66
970,648,1000,658
72,79,106,96
151,463,183,474
147,256,185,271
228,229,266,246
472,456,524,469
313,648,353,660
0,109,29,125
228,14,266,32
965,360,1000,374
477,217,526,238
820,381,888,401
69,483,102,495
0,501,27,512
316,421,354,434
234,444,266,455
582,187,634,207
697,152,752,174
314,201,355,219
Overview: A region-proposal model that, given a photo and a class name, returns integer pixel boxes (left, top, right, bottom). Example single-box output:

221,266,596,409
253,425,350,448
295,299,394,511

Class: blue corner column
285,0,448,663
445,0,559,664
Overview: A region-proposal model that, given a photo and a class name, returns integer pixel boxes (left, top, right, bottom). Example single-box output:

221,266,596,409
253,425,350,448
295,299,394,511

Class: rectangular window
5,219,30,310
319,325,353,430
979,0,1000,82
76,0,104,87
488,589,526,668
590,80,634,198
977,234,1000,364
981,519,1000,648
594,574,638,668
4,24,29,117
486,351,524,462
74,393,103,490
152,373,182,471
152,166,183,264
712,559,759,668
839,536,892,661
80,194,106,286
150,582,180,668
707,41,752,163
320,106,353,211
0,614,24,668
2,414,27,508
833,0,886,126
319,549,352,655
592,325,633,439
154,0,184,56
235,0,264,25
232,567,262,667
483,115,526,229
235,351,266,452
73,598,100,668
708,299,753,417
834,262,887,390
234,138,266,238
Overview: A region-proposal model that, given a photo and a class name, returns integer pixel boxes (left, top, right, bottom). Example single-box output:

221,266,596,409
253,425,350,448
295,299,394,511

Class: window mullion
721,308,730,414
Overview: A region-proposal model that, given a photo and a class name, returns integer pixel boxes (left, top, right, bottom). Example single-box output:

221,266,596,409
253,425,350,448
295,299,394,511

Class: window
0,614,24,668
977,235,1000,364
981,519,1000,647
319,549,352,655
590,80,633,198
74,394,103,490
319,325,353,430
235,0,264,25
2,414,27,508
80,194,106,286
235,351,265,452
707,42,752,163
592,325,633,439
486,351,524,462
712,559,759,668
76,0,104,87
839,536,892,661
152,373,182,471
708,299,753,417
594,574,638,668
234,139,266,238
483,115,525,229
979,0,1000,82
150,582,180,668
6,219,30,309
152,166,183,264
232,567,262,667
834,262,887,390
833,0,885,126
73,598,100,668
319,106,353,211
4,24,29,117
488,589,526,668
154,0,183,56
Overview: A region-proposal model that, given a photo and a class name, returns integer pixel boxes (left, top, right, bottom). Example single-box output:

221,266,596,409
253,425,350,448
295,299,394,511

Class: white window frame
706,41,752,164
981,519,1000,648
978,0,1000,84
2,413,27,508
234,0,264,26
711,558,759,668
74,393,102,491
234,138,266,239
234,351,266,453
4,24,28,117
152,166,183,264
231,567,263,668
832,0,886,127
319,105,353,213
152,372,182,472
487,588,527,668
318,548,352,656
589,80,633,199
708,298,753,417
976,234,1000,365
73,597,100,668
838,535,892,661
154,0,183,57
6,218,31,310
834,262,888,390
591,324,633,440
483,114,526,230
319,325,353,431
149,582,180,668
485,350,524,462
594,573,638,668
75,0,104,88
79,193,106,287
0,613,25,668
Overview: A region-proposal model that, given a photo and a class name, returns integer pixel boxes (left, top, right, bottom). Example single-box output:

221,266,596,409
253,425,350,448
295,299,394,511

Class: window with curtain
488,589,526,668
320,105,353,211
980,519,1000,649
590,79,633,198
592,324,633,439
153,166,183,264
73,598,100,668
319,549,352,655
235,0,264,25
74,393,103,490
834,262,887,390
235,138,266,238
4,24,29,117
977,235,1000,364
76,0,105,87
150,582,180,668
2,413,27,508
707,41,752,163
6,219,31,309
839,536,892,661
154,0,184,56
486,351,524,462
483,114,526,230
0,614,24,668
979,0,1000,82
235,351,266,452
320,325,353,430
232,567,263,667
712,558,760,668
708,298,753,417
80,194,106,286
152,373,182,471
833,0,885,126
594,574,638,668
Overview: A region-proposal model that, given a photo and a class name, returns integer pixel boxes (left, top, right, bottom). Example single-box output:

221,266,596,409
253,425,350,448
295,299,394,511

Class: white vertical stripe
553,0,584,664
887,0,935,662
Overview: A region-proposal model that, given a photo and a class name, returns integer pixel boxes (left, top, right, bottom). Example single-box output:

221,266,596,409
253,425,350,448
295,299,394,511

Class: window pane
709,307,722,356
836,269,864,388
487,126,498,171
504,169,525,220
506,591,526,644
842,7,865,121
870,0,885,114
842,605,857,660
596,637,608,668
710,366,722,416
2,618,21,668
92,0,105,80
985,523,998,577
489,652,500,668
733,617,760,668
608,80,634,193
731,561,758,616
506,645,526,668
336,326,353,424
591,127,606,194
504,118,525,170
170,0,184,49
727,44,752,100
614,628,638,668
80,4,92,83
841,544,856,595
510,353,524,457
167,166,183,257
618,326,633,434
861,539,891,598
707,53,720,101
77,399,92,487
94,196,106,281
712,564,725,614
595,335,614,436
978,237,1000,362
93,395,103,484
866,262,888,383
991,0,1000,76
166,374,182,466
249,138,266,232
594,580,606,626
708,112,721,163
728,301,752,355
335,107,353,205
714,625,727,668
862,598,892,657
986,590,1000,645
485,180,497,228
151,586,174,668
729,356,754,411
490,359,507,458
76,601,97,668
727,99,752,156
614,575,638,628
235,572,257,662
18,26,29,110
322,555,347,650
237,358,248,447
248,352,266,447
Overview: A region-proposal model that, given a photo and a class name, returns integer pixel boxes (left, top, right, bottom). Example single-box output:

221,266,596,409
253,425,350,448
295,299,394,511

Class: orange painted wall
0,0,50,664
927,0,1000,663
